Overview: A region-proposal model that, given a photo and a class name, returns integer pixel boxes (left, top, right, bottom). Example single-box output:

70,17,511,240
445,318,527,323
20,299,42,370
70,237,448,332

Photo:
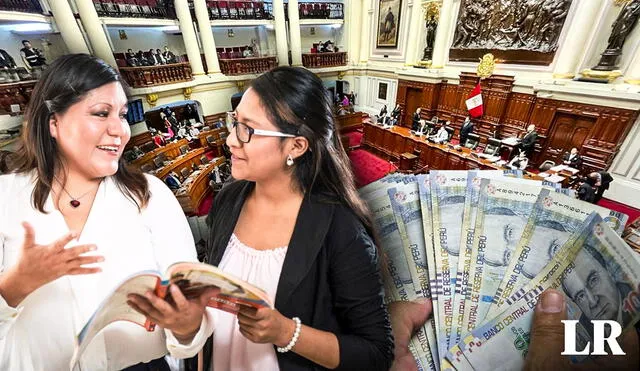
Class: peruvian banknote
389,181,438,371
429,170,468,364
489,188,629,317
449,213,640,370
459,178,542,337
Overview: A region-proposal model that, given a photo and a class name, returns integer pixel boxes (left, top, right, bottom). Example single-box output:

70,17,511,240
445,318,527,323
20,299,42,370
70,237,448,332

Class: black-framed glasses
226,112,296,144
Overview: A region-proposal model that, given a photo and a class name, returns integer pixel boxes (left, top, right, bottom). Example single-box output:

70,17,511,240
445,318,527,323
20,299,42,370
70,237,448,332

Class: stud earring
286,154,294,166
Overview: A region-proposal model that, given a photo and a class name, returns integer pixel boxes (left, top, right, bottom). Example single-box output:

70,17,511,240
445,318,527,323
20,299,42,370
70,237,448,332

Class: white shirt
434,127,448,143
212,234,287,371
0,172,204,371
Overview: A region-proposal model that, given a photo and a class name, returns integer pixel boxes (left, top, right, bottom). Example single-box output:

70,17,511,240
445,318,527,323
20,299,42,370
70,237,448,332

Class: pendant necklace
55,179,99,208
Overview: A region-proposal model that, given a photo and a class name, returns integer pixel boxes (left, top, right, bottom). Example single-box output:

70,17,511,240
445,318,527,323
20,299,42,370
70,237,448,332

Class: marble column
359,0,371,63
553,0,605,79
175,0,205,75
431,0,455,68
272,0,289,66
48,0,90,55
345,0,361,64
624,45,640,85
288,0,302,66
405,0,425,65
193,0,221,74
75,0,118,67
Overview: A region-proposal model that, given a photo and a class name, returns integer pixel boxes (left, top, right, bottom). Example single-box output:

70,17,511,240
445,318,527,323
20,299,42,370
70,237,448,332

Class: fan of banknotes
359,170,640,371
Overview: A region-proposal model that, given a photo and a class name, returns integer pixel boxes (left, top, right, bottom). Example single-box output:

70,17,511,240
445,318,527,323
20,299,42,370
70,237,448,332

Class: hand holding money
525,289,639,371
389,299,433,371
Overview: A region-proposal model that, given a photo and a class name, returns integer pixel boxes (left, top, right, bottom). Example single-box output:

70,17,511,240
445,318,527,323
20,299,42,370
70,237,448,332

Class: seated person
562,147,582,168
336,104,348,116
165,172,182,190
176,122,189,140
215,117,225,129
188,122,200,138
577,175,597,203
508,151,529,170
131,146,145,159
390,104,401,124
429,122,449,143
150,128,165,147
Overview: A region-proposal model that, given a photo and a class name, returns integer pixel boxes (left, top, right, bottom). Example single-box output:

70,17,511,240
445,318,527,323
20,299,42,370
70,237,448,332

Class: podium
399,152,417,172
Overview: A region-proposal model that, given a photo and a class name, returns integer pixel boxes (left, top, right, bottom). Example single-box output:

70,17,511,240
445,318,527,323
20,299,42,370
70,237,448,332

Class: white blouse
212,234,287,371
0,171,206,371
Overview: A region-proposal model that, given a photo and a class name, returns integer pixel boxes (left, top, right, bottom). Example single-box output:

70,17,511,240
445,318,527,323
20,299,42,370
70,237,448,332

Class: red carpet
348,149,393,188
345,131,363,148
598,198,640,227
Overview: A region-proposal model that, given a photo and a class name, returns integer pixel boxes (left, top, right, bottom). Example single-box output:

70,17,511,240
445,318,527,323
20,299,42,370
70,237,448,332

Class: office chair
179,144,189,155
483,138,502,156
539,160,555,172
180,167,191,180
463,133,480,150
152,156,164,169
200,155,209,165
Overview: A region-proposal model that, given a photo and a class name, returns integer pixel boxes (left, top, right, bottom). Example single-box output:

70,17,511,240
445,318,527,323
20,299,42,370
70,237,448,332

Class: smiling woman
0,54,209,370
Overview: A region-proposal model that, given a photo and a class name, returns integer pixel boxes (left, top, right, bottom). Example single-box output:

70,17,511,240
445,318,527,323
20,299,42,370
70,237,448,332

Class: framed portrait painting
376,0,402,48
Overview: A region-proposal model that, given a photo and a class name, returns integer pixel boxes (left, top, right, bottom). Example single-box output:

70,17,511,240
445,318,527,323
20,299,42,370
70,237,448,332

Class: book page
167,262,273,314
70,273,160,370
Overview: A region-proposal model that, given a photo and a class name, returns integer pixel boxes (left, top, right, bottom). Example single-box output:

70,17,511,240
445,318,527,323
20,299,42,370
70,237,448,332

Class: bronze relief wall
450,0,573,65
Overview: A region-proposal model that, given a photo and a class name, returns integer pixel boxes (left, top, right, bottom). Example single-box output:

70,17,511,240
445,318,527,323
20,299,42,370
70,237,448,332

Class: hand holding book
127,283,220,342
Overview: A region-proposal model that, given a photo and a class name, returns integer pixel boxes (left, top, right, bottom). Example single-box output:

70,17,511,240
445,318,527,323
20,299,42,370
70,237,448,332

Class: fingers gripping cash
359,171,638,371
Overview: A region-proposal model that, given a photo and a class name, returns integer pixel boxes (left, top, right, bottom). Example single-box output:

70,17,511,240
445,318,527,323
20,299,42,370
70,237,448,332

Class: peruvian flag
465,83,484,118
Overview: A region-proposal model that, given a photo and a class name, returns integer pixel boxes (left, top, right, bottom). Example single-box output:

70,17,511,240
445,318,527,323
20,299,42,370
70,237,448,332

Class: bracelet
276,317,301,353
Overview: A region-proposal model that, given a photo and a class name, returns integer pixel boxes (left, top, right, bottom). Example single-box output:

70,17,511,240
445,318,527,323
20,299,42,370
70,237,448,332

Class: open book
70,262,272,370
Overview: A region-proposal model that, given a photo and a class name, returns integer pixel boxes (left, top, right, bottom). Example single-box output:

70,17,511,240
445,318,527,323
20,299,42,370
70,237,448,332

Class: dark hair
10,54,149,213
22,40,29,44
249,66,375,235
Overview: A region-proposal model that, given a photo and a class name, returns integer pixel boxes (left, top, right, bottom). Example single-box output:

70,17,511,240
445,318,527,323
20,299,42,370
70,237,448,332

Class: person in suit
459,116,474,147
589,171,613,203
578,176,597,203
516,124,538,157
430,122,449,143
136,67,398,371
412,108,421,131
508,151,529,170
562,147,582,168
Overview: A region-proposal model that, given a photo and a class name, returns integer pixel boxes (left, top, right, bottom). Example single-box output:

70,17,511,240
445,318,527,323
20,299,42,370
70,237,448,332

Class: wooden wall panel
395,75,639,172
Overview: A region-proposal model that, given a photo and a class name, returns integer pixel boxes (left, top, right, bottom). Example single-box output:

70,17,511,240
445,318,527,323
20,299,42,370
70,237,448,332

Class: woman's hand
127,284,219,342
388,299,433,371
237,306,296,347
0,222,103,307
525,289,639,371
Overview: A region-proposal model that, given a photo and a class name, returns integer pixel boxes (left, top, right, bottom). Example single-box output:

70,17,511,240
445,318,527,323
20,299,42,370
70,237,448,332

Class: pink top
212,234,288,371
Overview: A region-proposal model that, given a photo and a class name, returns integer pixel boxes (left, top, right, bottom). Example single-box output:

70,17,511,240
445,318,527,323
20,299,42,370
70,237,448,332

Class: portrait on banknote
520,219,567,279
437,194,465,257
481,206,528,268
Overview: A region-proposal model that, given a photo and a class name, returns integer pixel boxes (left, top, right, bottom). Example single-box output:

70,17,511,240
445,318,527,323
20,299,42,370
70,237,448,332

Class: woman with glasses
134,67,395,370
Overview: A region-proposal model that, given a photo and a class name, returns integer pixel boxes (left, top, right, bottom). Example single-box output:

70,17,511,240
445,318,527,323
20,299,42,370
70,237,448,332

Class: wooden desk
175,156,226,214
336,112,364,133
129,139,188,169
154,148,205,179
362,123,503,171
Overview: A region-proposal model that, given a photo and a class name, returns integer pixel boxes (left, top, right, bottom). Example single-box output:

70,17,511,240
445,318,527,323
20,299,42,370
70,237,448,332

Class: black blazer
562,152,582,168
578,182,596,203
188,180,394,371
460,121,474,143
598,171,613,190
521,131,538,153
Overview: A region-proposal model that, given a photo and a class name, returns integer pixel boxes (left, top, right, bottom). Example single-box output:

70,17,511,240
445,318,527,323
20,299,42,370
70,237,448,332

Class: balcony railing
119,62,193,88
93,0,176,19
203,1,273,20
285,2,343,20
0,80,36,116
0,0,44,14
219,56,277,76
302,52,347,68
